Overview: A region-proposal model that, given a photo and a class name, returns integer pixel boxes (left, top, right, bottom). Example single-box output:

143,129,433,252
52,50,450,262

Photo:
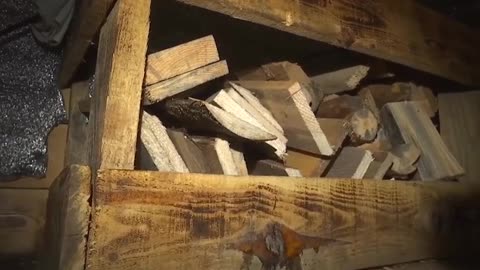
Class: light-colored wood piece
210,89,286,158
326,147,373,179
229,82,284,132
89,0,150,171
145,35,220,86
41,165,91,270
381,102,464,180
58,0,116,87
140,111,189,172
0,189,48,255
231,145,249,176
214,138,239,176
163,98,276,141
143,60,229,105
234,81,334,156
439,91,480,184
311,65,370,94
176,0,480,85
86,169,480,270
364,152,394,180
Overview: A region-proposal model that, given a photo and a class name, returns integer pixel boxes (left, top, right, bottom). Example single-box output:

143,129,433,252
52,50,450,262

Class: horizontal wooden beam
176,0,480,85
85,170,480,270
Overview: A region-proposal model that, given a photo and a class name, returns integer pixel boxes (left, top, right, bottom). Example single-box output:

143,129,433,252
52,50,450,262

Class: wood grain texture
0,189,48,255
235,81,334,156
85,170,480,270
145,35,220,85
89,0,150,171
59,0,116,87
177,0,480,85
439,91,480,184
382,102,464,181
144,60,229,105
66,81,90,166
41,165,91,270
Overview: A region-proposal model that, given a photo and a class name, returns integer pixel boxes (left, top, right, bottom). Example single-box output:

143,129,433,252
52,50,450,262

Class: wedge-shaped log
311,65,370,95
233,81,334,156
162,98,276,141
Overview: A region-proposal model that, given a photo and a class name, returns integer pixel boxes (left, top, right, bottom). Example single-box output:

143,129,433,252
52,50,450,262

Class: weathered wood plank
41,165,91,270
176,0,480,85
439,91,480,184
59,0,116,87
145,35,220,86
89,0,150,171
86,170,480,270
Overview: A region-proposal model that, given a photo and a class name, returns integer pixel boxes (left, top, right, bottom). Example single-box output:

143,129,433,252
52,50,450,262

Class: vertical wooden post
89,0,151,171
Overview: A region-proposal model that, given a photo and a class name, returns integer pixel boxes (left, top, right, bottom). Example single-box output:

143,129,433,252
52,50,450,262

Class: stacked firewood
138,35,464,181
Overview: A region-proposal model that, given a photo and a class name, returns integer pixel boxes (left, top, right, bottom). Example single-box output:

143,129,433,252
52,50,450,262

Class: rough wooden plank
66,81,90,166
145,35,220,86
144,60,229,105
59,0,116,87
318,118,348,151
0,189,48,256
326,147,373,179
177,0,480,85
311,65,370,94
439,91,480,184
140,111,189,172
234,81,334,156
89,0,150,171
40,165,91,270
382,102,464,181
167,129,210,173
162,98,276,141
364,152,394,180
86,169,480,270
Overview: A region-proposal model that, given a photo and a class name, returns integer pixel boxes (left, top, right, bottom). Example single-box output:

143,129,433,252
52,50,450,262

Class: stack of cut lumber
137,35,465,181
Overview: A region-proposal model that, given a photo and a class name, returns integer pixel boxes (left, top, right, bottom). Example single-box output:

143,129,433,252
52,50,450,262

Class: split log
143,60,229,105
193,137,245,176
166,129,210,173
140,111,189,172
237,62,322,110
162,98,276,141
317,95,378,143
230,144,249,176
145,35,220,86
310,65,370,95
209,88,287,158
326,147,374,179
381,102,464,181
233,81,334,156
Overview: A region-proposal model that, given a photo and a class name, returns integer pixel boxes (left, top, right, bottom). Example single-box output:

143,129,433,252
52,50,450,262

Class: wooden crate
44,0,480,269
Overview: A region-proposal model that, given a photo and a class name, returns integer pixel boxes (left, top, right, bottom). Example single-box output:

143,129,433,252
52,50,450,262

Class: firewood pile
138,35,465,181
